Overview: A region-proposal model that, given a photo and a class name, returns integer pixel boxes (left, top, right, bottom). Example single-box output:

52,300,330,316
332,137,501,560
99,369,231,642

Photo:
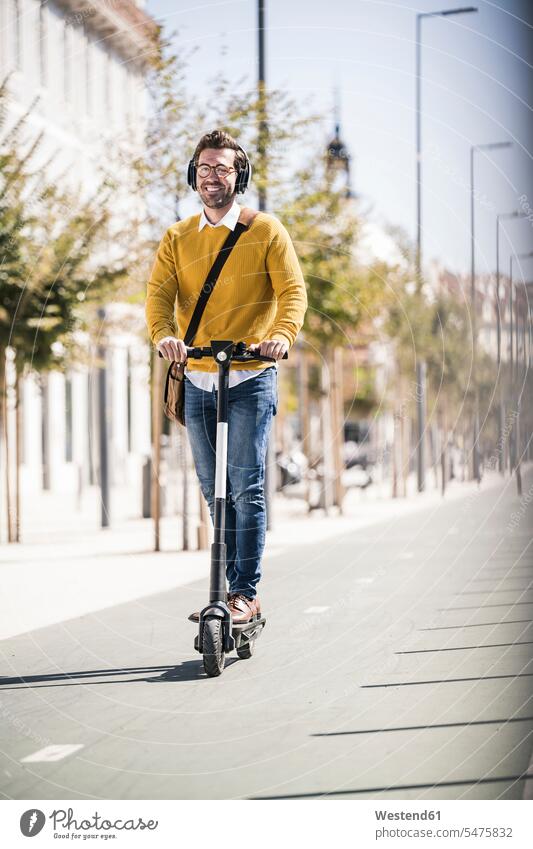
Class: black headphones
187,144,252,194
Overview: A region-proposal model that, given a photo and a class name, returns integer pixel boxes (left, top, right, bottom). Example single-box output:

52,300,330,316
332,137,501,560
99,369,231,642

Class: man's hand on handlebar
157,336,188,363
155,338,289,363
249,339,289,361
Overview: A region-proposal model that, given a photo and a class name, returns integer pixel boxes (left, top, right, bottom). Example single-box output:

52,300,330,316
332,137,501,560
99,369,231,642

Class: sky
146,0,533,279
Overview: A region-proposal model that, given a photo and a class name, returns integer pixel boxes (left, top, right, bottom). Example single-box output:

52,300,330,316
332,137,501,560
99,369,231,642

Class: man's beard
198,183,235,209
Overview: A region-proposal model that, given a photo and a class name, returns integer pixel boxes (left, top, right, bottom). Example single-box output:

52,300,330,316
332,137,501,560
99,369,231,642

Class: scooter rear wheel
202,618,225,677
236,638,254,659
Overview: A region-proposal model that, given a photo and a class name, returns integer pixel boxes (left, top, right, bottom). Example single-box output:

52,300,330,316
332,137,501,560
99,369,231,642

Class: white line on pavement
304,606,330,614
20,744,84,763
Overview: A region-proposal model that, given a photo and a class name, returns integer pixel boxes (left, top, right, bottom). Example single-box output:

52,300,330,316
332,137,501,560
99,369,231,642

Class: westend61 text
50,809,159,833
374,810,441,821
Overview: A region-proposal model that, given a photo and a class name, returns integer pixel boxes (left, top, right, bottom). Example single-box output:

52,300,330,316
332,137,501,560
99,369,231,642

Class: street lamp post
524,281,533,460
258,0,267,214
509,252,533,495
470,140,511,483
416,6,477,279
415,6,477,493
257,0,275,527
97,307,110,528
495,210,526,473
512,254,533,374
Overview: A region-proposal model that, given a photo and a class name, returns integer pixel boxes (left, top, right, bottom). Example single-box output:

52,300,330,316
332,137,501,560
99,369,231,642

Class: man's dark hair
193,130,247,172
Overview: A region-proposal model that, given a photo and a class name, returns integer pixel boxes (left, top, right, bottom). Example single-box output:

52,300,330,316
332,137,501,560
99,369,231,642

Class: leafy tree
1,79,128,373
0,81,127,539
276,158,385,508
381,227,484,489
280,164,376,347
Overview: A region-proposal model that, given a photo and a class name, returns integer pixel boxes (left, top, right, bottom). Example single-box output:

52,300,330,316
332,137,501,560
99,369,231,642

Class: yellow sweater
145,210,307,371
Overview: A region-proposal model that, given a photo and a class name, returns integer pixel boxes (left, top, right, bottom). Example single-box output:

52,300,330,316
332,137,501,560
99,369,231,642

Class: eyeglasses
196,163,237,179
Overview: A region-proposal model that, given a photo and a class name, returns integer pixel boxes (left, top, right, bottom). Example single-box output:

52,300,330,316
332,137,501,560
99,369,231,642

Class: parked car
343,440,369,470
276,449,308,488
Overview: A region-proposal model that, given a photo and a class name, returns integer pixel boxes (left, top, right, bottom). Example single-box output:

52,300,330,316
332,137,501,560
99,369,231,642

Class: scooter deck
188,612,266,632
231,615,266,634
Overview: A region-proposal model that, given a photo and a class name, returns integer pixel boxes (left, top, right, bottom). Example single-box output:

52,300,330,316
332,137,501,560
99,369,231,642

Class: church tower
325,93,354,199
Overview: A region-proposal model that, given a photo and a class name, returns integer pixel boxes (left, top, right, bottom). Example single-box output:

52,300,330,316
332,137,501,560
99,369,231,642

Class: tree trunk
151,351,163,552
392,409,399,499
87,370,96,486
0,344,6,543
197,485,209,550
430,421,439,489
319,358,334,513
1,346,15,542
41,373,50,491
402,411,410,497
299,349,313,510
515,403,522,496
15,369,22,542
394,376,405,498
439,403,447,497
330,347,345,511
399,379,408,498
182,428,189,551
274,364,286,455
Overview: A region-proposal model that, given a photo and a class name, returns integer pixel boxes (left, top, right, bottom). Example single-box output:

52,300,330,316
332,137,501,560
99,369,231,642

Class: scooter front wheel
202,618,225,677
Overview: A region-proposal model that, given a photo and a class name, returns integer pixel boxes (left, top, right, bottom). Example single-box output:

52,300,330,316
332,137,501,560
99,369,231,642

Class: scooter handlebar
157,344,288,363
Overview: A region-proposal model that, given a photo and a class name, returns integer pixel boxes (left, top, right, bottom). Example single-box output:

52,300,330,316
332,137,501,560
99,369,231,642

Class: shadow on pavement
395,640,533,653
361,670,533,688
420,619,532,630
0,658,239,689
311,715,533,736
248,773,530,799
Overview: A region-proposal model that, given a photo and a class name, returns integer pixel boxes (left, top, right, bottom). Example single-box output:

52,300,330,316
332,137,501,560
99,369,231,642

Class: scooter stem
209,341,234,604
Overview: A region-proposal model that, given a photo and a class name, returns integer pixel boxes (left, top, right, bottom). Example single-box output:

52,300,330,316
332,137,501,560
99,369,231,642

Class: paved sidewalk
0,467,515,640
0,463,531,800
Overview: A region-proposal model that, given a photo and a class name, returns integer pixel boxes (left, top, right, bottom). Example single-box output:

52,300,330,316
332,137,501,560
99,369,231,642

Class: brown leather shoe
189,595,261,623
189,597,234,623
229,594,261,616
228,593,259,623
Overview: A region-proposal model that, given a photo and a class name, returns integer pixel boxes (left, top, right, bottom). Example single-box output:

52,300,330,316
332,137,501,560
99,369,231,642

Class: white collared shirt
187,200,268,391
197,199,241,232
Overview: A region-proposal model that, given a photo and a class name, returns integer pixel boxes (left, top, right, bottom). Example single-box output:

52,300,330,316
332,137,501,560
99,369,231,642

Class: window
65,376,73,462
123,66,130,127
104,50,111,117
38,0,47,85
63,21,70,101
85,32,91,114
126,350,132,453
12,0,21,69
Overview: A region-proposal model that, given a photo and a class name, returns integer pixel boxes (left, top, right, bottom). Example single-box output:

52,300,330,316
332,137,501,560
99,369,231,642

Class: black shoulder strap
184,220,247,346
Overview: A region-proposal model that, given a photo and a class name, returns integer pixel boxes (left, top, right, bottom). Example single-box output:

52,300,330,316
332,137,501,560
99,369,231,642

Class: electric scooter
162,340,286,677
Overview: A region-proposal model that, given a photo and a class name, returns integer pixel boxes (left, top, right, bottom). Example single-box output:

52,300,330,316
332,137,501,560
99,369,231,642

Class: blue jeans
184,367,277,598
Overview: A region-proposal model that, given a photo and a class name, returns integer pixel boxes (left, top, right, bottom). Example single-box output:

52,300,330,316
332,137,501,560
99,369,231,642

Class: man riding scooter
145,130,307,624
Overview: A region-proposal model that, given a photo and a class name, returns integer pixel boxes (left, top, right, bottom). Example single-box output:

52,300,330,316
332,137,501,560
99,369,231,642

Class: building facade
0,0,157,502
